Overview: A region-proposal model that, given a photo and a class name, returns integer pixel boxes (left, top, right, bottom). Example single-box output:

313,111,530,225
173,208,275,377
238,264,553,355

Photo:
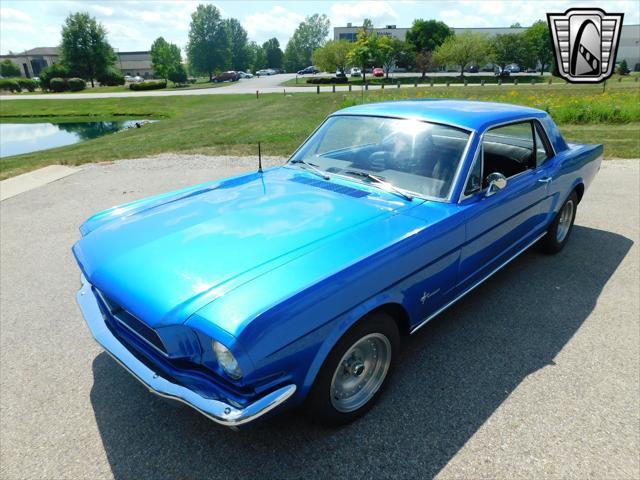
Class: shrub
39,64,69,90
97,67,125,86
49,77,68,92
68,77,87,91
306,76,348,84
187,77,197,84
618,59,630,76
0,60,21,77
129,80,167,91
0,79,21,92
17,78,39,92
168,65,188,85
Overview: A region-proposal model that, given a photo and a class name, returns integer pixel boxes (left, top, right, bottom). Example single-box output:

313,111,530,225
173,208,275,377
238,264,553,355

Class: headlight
212,341,243,380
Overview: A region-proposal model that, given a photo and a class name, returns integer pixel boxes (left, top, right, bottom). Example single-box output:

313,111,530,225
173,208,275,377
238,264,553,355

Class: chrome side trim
77,276,296,428
410,232,547,334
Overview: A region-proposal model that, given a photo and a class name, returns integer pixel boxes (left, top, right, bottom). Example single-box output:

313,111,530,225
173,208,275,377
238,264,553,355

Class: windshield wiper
344,170,413,201
290,159,330,180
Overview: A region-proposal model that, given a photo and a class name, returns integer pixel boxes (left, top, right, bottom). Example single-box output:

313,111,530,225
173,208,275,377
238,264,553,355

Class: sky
1,0,639,55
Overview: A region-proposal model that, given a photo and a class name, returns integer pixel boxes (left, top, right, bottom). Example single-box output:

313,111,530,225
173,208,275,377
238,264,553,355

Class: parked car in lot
74,100,602,428
505,64,521,73
237,71,253,79
350,67,362,77
255,69,270,76
213,71,240,83
372,67,384,77
495,67,511,77
466,65,479,73
297,66,320,75
335,69,347,78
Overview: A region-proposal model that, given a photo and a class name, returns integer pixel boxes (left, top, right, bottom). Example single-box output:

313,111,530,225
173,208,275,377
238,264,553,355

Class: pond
0,120,154,158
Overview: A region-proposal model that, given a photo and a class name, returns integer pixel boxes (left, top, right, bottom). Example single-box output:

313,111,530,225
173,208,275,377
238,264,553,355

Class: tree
433,31,493,76
283,14,330,71
378,36,408,79
262,38,284,69
617,59,630,75
187,4,228,80
248,41,266,72
510,22,522,28
523,20,553,75
312,40,353,75
224,18,250,71
415,50,434,77
150,37,182,83
59,12,116,87
492,33,528,71
168,64,188,84
405,19,452,78
0,60,21,77
348,28,381,82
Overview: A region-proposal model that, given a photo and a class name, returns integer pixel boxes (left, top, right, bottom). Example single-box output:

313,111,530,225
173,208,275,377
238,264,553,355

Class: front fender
300,293,406,397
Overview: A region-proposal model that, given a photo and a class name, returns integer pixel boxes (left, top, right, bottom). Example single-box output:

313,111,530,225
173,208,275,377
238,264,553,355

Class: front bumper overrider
76,276,296,428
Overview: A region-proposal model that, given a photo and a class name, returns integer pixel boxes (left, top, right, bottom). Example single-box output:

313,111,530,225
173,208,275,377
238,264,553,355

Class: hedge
68,77,87,91
129,80,167,91
306,77,349,84
0,79,21,92
98,67,125,86
17,78,39,92
49,77,68,92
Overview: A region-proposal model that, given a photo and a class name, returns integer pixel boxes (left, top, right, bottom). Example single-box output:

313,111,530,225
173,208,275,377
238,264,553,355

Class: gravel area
1,155,638,480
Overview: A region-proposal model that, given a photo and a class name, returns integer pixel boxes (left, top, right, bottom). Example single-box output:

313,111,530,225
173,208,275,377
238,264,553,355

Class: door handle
538,177,553,184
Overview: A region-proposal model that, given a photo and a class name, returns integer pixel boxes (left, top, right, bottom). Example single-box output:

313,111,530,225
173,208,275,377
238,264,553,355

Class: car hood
73,167,416,328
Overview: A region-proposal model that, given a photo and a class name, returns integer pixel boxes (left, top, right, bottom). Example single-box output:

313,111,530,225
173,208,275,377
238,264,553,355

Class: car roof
333,99,548,132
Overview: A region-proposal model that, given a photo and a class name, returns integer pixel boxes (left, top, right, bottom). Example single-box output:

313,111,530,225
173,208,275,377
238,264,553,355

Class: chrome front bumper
76,277,296,428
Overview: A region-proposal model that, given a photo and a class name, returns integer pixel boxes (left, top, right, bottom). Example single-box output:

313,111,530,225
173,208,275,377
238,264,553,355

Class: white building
334,24,640,70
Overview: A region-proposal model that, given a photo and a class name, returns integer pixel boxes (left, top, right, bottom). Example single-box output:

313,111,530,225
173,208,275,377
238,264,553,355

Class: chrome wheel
556,199,574,242
330,333,392,413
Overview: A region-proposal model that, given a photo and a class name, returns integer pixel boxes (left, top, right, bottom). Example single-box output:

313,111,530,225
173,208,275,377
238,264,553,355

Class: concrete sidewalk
0,165,78,201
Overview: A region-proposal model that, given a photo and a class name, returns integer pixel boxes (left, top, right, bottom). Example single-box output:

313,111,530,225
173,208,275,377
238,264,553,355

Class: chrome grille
94,289,167,355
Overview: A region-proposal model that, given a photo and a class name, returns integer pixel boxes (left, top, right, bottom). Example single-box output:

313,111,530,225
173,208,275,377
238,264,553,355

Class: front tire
539,191,578,254
306,312,399,426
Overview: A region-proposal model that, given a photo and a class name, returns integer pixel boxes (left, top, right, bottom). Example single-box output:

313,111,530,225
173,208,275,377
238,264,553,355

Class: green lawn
1,82,638,179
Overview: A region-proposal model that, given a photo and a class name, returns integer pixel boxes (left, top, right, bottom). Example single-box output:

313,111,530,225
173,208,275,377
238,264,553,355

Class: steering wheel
367,151,388,171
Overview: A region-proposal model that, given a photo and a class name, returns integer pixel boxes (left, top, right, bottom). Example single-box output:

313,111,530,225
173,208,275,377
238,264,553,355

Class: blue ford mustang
73,100,603,428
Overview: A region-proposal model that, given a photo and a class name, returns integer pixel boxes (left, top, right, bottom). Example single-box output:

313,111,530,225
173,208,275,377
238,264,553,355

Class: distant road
0,72,550,101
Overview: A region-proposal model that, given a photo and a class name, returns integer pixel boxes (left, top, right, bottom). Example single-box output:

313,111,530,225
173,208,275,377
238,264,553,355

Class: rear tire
306,312,399,426
539,191,578,254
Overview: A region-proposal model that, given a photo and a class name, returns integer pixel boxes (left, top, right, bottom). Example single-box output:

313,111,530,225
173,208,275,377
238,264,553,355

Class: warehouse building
0,47,154,78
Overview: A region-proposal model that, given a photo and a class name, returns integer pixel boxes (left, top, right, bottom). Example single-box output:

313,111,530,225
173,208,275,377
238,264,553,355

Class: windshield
289,115,471,201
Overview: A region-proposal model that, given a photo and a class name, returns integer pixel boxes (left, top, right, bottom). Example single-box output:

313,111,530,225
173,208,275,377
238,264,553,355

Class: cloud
0,6,31,22
243,6,305,45
330,1,399,27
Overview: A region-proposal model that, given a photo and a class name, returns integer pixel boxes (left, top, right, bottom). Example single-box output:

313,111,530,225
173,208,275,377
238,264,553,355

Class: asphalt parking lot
1,155,638,479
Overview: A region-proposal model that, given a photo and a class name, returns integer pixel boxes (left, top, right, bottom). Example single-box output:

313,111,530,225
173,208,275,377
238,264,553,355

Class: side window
464,150,482,195
534,123,553,166
482,121,534,186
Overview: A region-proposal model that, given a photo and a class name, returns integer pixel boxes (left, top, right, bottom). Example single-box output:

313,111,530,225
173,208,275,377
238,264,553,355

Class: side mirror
485,172,507,197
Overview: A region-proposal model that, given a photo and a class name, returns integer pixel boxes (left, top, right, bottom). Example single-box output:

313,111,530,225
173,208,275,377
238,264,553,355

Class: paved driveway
0,72,547,101
0,155,638,479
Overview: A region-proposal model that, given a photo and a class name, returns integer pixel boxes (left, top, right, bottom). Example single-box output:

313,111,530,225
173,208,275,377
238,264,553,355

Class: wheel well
371,303,411,335
574,183,585,203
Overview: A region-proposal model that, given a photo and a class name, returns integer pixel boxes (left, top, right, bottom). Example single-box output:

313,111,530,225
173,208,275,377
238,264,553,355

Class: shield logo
547,8,624,83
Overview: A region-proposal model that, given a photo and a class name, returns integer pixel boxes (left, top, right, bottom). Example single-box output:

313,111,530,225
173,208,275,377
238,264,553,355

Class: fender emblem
420,289,440,305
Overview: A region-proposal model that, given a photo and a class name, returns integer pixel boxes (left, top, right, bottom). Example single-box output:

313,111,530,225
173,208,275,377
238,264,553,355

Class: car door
456,120,555,293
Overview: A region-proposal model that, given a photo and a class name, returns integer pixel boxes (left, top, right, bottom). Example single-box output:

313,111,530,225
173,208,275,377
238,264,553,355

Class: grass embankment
1,82,638,179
